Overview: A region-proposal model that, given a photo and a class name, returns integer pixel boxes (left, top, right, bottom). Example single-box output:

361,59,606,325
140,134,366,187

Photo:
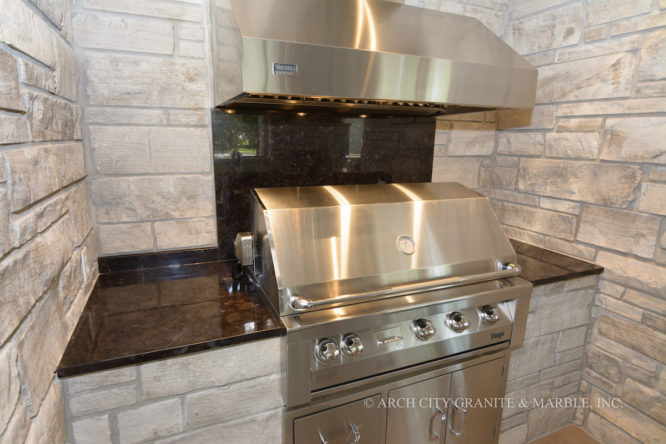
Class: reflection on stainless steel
243,182,532,443
252,182,516,316
287,264,521,312
233,232,253,266
355,0,377,51
323,186,351,280
211,0,538,115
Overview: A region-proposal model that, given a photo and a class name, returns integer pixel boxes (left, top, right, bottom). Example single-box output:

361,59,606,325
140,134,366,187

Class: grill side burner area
242,183,532,444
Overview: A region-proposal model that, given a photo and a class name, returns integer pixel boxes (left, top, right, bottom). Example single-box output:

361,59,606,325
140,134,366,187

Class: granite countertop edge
56,240,602,378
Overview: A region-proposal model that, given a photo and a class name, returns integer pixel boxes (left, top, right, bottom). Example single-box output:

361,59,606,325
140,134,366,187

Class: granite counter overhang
56,241,603,378
57,256,284,378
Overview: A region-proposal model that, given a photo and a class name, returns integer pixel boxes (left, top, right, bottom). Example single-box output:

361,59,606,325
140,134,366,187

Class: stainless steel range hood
211,0,538,117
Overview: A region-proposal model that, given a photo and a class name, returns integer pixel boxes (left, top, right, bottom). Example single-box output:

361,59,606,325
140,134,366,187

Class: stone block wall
72,0,217,256
429,0,666,442
406,0,510,36
499,276,597,443
0,0,98,442
61,338,282,444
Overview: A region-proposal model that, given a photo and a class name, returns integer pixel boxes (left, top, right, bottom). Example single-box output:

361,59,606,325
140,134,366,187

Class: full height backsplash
213,110,435,258
424,0,666,442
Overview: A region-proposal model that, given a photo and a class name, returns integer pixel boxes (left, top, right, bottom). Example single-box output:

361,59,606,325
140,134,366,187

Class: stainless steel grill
240,182,532,444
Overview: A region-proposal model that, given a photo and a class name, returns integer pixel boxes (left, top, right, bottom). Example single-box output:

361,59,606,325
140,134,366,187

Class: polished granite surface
512,239,603,285
57,260,283,377
58,240,601,377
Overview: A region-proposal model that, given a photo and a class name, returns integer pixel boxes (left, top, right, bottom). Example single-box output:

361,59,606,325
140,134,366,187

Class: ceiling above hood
211,0,538,117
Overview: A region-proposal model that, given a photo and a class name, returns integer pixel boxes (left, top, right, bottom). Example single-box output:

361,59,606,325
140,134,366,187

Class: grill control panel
312,303,512,371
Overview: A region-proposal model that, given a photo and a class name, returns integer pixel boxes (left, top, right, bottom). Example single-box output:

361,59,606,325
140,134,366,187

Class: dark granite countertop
57,240,601,378
57,259,283,378
512,239,603,285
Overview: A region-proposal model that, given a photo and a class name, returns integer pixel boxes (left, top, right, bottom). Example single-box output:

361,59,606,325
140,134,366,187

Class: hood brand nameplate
272,62,298,75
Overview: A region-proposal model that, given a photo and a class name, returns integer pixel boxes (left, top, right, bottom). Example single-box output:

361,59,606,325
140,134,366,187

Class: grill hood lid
212,0,537,117
250,183,521,315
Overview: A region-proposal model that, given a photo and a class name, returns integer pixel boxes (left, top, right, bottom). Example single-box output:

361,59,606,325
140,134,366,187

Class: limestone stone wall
72,0,217,256
0,0,98,442
60,338,282,444
406,0,510,38
430,0,666,442
500,276,598,443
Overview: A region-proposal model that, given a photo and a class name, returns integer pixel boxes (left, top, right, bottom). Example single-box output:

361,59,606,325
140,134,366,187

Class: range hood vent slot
223,93,489,117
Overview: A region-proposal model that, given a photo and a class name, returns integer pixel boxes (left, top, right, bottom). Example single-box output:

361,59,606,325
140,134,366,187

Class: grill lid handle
288,263,522,311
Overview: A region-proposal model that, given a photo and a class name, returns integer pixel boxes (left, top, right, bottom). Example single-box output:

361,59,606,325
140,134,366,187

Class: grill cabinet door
294,395,382,444
445,358,505,444
386,374,451,444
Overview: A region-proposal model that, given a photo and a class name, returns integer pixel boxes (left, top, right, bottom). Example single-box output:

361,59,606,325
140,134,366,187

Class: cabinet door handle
319,423,359,444
447,402,467,437
348,423,361,444
430,405,447,440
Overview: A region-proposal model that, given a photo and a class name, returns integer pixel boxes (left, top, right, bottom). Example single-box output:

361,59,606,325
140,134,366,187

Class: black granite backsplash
213,109,436,258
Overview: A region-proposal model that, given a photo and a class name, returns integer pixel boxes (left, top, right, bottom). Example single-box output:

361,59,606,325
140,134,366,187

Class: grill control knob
481,305,500,324
447,312,470,333
412,318,436,341
341,334,364,358
315,339,340,365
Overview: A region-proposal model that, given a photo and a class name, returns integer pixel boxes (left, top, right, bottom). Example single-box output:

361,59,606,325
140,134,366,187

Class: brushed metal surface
212,0,538,112
283,349,509,444
238,37,537,109
252,182,516,316
294,395,383,444
386,373,451,444
445,358,505,443
280,277,531,332
233,232,253,266
287,264,521,312
280,276,531,407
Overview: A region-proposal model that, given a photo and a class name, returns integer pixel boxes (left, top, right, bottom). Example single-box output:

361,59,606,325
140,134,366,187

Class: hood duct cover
212,0,538,117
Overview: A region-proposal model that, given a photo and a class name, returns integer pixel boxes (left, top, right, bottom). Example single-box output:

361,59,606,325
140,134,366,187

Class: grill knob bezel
315,339,340,365
341,334,364,358
480,305,500,324
447,311,470,333
412,318,437,341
